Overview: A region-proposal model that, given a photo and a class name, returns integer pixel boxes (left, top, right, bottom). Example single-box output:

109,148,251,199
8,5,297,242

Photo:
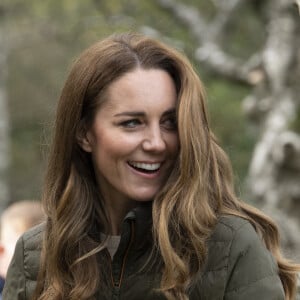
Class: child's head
0,200,45,278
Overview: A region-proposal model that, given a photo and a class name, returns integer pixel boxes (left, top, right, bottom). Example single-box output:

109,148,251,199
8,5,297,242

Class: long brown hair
34,33,299,300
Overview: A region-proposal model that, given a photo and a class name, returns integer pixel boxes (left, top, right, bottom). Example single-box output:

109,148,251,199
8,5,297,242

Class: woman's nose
142,125,166,152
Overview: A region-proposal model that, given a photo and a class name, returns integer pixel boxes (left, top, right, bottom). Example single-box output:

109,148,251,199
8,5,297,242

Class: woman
3,33,299,300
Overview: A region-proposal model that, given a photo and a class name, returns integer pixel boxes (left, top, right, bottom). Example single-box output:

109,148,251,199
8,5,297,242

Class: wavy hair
33,33,299,300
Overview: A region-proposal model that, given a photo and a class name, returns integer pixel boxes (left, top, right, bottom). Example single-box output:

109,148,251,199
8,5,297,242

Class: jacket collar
124,201,153,251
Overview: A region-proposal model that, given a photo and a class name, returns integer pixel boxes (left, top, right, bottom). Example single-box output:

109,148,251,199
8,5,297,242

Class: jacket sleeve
2,236,26,300
224,222,285,300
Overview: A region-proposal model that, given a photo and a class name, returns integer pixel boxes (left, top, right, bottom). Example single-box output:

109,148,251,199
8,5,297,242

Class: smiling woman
3,33,300,300
79,68,179,231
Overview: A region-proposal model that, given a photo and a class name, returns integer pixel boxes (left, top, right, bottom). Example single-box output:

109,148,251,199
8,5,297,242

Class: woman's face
82,68,179,206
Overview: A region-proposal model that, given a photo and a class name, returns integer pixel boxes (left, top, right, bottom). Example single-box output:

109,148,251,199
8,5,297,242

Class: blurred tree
0,12,10,212
6,0,234,203
3,0,300,264
242,0,300,259
156,0,300,259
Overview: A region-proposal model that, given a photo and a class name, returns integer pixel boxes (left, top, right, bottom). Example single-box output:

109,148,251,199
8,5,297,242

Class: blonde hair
34,33,299,300
1,200,45,236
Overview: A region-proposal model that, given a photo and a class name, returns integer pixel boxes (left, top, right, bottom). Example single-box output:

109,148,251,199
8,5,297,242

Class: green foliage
5,0,260,201
206,79,255,183
222,2,266,59
290,107,300,133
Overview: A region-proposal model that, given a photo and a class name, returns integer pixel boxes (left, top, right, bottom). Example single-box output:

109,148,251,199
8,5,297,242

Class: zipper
108,220,135,289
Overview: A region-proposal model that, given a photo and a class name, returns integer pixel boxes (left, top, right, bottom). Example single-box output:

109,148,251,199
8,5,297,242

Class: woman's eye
120,119,141,128
162,117,177,130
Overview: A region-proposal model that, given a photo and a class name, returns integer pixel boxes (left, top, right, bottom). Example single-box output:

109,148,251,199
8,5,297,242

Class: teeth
129,162,161,171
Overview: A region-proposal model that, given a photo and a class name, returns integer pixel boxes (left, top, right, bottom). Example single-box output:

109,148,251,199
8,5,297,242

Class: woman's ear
76,124,93,153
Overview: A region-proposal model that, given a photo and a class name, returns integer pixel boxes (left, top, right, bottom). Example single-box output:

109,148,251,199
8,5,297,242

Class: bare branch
156,0,263,85
210,0,242,11
196,43,264,85
156,0,207,40
208,0,244,41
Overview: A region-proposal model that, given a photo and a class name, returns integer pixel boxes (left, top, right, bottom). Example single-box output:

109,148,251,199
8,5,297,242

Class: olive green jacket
3,205,285,299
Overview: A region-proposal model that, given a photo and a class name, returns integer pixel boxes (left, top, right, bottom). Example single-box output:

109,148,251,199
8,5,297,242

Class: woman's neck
105,198,137,235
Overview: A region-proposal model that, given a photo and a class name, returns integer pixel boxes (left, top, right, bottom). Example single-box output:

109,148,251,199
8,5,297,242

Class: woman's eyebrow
114,108,176,117
114,111,145,117
163,108,176,116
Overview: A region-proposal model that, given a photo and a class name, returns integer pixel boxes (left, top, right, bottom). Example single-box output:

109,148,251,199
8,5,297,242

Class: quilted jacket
3,204,285,299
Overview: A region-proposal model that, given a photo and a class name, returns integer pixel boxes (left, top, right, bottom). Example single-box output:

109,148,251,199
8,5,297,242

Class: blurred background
0,0,299,260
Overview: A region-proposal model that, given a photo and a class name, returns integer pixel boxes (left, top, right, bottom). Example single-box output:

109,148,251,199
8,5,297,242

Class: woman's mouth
128,161,161,174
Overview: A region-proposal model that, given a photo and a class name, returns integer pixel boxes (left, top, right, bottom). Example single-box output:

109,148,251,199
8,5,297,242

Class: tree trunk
244,0,300,259
0,31,10,213
156,0,300,260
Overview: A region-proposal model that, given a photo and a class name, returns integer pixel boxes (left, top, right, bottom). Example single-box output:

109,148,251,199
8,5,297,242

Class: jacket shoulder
22,222,44,250
22,223,44,280
204,215,251,274
2,223,44,300
194,215,284,299
210,214,250,242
